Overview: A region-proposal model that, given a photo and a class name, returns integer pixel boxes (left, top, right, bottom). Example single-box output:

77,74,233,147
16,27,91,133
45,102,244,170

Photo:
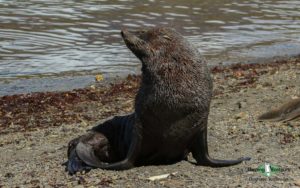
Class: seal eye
138,30,146,34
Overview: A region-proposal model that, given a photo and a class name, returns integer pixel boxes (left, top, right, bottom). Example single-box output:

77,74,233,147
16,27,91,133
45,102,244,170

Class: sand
0,57,300,187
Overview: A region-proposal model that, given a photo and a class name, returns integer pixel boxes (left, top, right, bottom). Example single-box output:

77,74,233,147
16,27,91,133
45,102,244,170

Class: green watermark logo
247,163,291,181
257,163,281,177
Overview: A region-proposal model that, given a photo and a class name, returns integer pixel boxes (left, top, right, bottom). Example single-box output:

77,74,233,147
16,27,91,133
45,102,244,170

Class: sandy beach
0,56,300,187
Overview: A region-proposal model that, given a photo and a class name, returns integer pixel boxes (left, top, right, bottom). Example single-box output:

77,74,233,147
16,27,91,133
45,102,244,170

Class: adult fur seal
65,27,250,174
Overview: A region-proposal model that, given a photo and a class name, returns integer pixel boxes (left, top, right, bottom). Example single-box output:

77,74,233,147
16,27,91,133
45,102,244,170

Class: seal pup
258,98,300,122
65,27,250,174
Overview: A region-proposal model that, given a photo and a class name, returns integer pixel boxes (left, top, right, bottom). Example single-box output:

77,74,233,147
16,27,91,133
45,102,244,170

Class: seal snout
121,29,139,47
120,29,126,38
121,29,130,39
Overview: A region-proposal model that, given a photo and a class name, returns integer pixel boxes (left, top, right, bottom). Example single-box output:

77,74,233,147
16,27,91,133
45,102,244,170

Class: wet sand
0,56,300,187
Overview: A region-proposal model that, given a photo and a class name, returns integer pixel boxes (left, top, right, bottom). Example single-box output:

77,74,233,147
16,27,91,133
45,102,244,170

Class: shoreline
0,55,300,187
1,55,299,134
1,54,299,97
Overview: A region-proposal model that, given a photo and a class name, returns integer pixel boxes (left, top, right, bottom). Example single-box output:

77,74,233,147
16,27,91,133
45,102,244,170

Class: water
0,0,300,95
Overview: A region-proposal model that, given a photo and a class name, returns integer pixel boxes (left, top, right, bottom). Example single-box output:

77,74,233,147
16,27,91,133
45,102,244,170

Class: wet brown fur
65,27,250,174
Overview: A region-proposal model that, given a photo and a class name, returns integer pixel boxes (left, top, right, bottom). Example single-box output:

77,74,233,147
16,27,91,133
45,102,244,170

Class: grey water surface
0,0,300,95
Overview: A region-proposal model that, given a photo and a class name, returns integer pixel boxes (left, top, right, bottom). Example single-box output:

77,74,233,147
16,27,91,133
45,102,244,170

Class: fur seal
65,27,250,174
258,98,300,122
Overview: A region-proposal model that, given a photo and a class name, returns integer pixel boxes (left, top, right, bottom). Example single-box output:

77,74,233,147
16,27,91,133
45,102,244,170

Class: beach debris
90,85,96,90
0,76,140,134
147,172,177,181
4,172,14,178
278,132,296,145
234,112,247,120
258,98,300,122
95,74,104,82
295,179,300,187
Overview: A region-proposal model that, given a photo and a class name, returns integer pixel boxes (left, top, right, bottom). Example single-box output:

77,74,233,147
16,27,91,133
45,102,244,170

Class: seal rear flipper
76,142,109,167
194,155,251,167
258,98,300,122
191,126,251,167
76,117,142,170
65,149,94,175
258,107,300,122
76,120,141,171
257,110,283,121
76,141,136,170
282,107,300,121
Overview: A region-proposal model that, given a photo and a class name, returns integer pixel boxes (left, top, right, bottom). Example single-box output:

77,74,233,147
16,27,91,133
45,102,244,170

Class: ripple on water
0,0,299,81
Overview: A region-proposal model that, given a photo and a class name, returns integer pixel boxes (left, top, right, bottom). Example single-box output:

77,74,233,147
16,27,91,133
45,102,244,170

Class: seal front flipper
191,125,250,167
74,114,141,170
